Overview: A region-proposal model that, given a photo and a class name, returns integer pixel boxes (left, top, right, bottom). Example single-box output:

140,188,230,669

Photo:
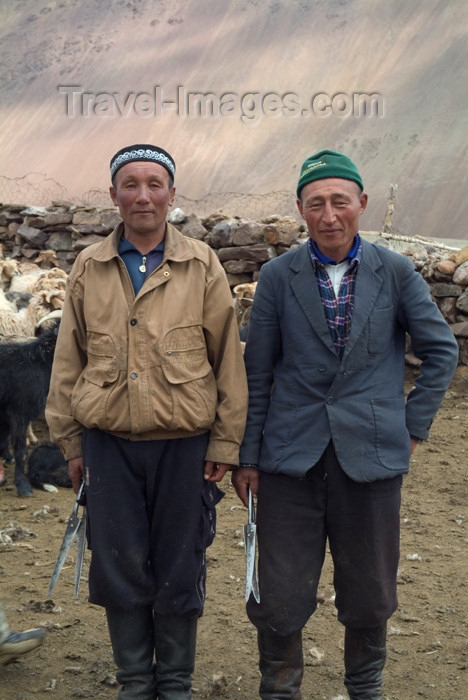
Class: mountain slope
0,0,466,238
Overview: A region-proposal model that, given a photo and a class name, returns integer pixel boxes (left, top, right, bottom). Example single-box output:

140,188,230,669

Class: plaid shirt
307,235,362,359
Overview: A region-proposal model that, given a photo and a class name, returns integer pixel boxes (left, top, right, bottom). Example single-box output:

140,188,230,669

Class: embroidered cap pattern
110,148,175,178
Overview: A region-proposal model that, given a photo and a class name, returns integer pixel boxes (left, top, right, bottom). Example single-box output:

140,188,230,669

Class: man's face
109,161,175,239
297,178,368,262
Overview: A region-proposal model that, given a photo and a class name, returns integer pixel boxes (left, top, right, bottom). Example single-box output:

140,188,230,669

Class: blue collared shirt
309,234,361,265
118,236,165,294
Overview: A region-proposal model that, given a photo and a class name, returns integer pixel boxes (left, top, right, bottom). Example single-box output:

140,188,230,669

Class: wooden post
382,184,398,233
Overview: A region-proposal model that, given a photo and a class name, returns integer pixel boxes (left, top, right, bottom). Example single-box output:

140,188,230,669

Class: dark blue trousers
247,442,402,634
82,429,223,617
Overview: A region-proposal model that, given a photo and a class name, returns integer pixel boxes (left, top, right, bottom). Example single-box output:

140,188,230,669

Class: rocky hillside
0,0,467,237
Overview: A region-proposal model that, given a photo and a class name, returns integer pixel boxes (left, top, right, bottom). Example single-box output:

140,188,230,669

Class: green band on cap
297,149,363,197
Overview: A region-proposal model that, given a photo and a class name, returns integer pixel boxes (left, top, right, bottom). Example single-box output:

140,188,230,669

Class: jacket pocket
372,397,410,468
367,306,395,355
161,325,206,368
199,482,225,550
161,326,217,431
260,398,298,470
162,354,212,384
161,363,217,432
83,331,119,387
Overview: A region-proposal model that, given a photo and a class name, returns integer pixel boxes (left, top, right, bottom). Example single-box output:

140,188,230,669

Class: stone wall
1,202,467,366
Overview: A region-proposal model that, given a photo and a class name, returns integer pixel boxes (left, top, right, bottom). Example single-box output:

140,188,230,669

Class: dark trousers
248,442,401,634
82,429,223,617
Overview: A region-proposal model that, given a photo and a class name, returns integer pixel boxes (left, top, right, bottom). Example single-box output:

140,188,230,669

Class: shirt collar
118,236,165,255
89,223,198,264
308,233,362,266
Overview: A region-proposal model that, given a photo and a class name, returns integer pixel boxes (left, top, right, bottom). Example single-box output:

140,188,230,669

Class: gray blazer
239,239,459,482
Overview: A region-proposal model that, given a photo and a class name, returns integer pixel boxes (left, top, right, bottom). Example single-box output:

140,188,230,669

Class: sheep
0,303,42,338
7,261,43,293
35,249,61,268
233,281,257,340
4,290,33,311
0,289,15,313
27,441,71,491
0,304,38,338
0,323,59,497
0,258,19,291
1,249,62,286
8,264,67,295
32,269,67,310
0,280,65,339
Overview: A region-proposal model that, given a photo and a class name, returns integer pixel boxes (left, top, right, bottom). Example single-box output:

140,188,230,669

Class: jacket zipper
166,346,204,355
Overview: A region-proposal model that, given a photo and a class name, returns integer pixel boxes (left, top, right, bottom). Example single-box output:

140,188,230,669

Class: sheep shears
244,487,260,603
47,482,86,599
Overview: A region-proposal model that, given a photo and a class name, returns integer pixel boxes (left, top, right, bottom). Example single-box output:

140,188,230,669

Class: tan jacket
46,223,248,465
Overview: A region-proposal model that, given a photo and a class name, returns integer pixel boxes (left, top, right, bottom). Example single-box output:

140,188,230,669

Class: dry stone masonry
0,202,467,367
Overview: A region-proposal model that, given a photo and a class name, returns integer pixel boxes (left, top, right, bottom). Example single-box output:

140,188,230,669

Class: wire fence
0,173,301,221
1,174,465,249
0,174,71,207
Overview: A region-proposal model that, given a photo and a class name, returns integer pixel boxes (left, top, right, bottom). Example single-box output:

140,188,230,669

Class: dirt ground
0,375,466,700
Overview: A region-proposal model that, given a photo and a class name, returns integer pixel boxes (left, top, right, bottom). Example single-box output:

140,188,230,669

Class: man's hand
68,457,83,493
231,467,259,507
410,438,420,456
204,461,231,483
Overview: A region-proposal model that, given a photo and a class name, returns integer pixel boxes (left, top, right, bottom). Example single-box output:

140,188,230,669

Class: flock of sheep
0,250,66,337
0,247,67,497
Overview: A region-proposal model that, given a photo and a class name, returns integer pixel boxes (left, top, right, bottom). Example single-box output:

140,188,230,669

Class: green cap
297,149,363,197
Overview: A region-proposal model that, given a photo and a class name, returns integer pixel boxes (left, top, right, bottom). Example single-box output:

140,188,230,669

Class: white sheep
8,262,46,293
0,295,63,339
0,289,15,313
0,262,67,339
0,259,19,291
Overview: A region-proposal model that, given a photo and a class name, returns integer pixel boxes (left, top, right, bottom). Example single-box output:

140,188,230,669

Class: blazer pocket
260,398,298,469
372,397,410,468
367,306,395,354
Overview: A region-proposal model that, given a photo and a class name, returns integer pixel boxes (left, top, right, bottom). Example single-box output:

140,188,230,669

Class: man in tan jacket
46,144,248,700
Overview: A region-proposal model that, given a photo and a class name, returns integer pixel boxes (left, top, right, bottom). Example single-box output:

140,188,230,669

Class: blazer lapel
289,245,337,354
343,241,384,358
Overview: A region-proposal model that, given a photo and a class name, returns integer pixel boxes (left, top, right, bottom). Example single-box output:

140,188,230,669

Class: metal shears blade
47,481,86,599
244,487,260,603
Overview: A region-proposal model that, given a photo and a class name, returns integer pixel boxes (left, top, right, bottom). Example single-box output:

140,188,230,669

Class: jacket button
326,396,334,405
318,364,326,372
163,271,170,277
130,318,137,326
130,372,137,380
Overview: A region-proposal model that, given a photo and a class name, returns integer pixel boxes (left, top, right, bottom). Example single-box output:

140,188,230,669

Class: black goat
0,324,58,497
28,441,71,491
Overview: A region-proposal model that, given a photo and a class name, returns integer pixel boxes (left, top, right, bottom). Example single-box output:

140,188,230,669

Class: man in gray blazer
232,150,459,699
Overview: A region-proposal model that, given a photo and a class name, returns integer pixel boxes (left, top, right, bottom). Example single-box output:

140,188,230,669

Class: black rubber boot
154,615,197,699
106,607,156,700
344,624,387,699
258,629,303,699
